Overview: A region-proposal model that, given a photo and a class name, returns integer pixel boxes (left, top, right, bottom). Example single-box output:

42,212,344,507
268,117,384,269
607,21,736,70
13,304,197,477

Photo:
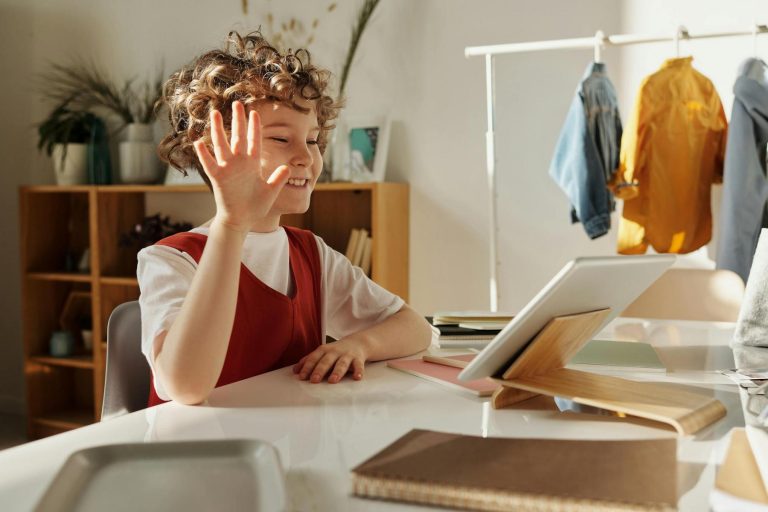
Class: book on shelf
352,228,369,266
387,357,497,397
360,236,372,276
432,310,514,326
352,429,677,511
345,229,361,261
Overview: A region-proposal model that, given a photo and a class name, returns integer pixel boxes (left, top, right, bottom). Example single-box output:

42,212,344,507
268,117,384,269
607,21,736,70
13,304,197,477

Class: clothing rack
465,25,768,312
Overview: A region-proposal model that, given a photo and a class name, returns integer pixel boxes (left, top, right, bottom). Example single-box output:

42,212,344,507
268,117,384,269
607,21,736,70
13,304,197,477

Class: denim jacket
717,58,768,283
549,62,622,239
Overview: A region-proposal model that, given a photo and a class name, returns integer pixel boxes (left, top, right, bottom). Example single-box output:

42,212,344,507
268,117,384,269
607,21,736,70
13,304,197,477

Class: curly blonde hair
157,30,341,188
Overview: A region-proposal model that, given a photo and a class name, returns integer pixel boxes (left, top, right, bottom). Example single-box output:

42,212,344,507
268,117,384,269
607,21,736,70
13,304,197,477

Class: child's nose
290,144,313,168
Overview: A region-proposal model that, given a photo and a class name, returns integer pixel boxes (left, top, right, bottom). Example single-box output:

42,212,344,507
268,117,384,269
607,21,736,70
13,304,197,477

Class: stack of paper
429,311,513,349
432,310,514,328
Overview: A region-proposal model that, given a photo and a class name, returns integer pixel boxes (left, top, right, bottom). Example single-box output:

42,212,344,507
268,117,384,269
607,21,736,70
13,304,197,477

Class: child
138,31,432,406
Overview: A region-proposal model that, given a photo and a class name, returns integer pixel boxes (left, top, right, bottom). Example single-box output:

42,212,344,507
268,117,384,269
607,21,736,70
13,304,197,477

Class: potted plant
40,61,163,184
37,100,100,186
119,213,193,250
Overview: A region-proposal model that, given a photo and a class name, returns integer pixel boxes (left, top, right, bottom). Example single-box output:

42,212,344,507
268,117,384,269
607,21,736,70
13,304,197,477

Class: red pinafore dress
147,226,322,406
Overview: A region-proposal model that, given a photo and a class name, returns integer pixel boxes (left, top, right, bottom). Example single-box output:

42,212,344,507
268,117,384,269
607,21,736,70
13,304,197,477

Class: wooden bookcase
19,182,409,439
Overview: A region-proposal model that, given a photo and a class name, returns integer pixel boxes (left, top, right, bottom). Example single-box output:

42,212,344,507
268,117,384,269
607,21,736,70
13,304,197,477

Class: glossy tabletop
2,318,767,511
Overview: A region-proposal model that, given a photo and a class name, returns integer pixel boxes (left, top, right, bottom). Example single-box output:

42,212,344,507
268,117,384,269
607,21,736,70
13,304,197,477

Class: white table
1,318,765,511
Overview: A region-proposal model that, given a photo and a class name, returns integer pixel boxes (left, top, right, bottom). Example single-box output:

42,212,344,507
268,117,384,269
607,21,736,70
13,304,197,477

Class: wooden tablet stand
491,309,726,435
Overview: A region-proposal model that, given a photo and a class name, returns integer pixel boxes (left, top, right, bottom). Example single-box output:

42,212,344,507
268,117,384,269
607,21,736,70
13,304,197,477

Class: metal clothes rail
465,25,768,311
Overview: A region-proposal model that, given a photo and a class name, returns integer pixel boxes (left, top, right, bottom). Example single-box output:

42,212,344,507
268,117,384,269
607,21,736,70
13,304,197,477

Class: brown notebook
352,429,677,511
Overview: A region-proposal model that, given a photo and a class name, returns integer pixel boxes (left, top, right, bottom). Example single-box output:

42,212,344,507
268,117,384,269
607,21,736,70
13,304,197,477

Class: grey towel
734,228,768,347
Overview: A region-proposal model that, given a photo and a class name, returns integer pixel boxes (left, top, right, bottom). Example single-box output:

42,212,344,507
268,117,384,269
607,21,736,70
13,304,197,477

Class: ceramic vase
119,123,159,184
52,143,88,186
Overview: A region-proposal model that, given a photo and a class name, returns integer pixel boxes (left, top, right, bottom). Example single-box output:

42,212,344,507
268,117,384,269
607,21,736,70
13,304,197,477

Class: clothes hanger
673,25,689,58
594,30,605,63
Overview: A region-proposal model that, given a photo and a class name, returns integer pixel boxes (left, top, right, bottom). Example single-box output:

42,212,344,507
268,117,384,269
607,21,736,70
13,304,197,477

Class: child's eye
270,137,288,143
307,140,319,145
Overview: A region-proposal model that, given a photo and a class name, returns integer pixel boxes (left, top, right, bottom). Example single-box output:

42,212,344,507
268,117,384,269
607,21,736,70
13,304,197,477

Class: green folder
569,339,666,372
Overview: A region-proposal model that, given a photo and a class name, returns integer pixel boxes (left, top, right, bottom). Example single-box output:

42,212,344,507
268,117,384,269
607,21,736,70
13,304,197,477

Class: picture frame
331,115,391,183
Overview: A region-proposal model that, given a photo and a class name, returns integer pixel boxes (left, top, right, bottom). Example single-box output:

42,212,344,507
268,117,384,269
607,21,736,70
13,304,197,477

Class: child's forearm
353,305,433,362
154,219,246,404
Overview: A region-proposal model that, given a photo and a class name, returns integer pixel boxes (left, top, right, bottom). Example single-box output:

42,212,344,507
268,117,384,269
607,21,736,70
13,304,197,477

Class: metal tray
35,439,285,512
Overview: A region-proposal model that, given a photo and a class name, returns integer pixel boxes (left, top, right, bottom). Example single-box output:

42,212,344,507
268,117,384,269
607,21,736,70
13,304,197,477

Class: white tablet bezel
458,255,676,381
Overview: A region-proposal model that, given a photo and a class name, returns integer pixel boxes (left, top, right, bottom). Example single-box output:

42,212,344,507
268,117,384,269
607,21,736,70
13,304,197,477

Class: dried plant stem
338,0,380,99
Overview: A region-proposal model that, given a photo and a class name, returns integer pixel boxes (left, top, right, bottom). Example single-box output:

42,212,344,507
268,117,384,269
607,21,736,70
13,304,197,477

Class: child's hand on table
293,339,368,384
193,100,290,233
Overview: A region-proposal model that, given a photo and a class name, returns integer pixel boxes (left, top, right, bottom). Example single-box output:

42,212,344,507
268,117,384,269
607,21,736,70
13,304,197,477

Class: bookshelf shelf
20,182,409,439
27,272,93,283
30,355,95,370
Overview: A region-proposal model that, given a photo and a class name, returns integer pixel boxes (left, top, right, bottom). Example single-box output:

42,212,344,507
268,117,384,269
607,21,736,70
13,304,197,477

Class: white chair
101,301,149,421
620,268,745,322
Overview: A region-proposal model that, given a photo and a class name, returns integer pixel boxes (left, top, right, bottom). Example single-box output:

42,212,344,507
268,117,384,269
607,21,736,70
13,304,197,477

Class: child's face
255,98,322,217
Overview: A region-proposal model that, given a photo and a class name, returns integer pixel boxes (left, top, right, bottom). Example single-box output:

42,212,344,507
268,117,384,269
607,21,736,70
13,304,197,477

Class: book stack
429,311,514,349
345,228,372,276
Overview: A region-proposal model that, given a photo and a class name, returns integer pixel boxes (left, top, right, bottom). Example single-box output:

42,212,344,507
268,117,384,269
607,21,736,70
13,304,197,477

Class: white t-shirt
137,226,405,400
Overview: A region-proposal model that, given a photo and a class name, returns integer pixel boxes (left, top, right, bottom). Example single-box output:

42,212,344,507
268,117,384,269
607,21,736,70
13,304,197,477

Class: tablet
458,255,675,381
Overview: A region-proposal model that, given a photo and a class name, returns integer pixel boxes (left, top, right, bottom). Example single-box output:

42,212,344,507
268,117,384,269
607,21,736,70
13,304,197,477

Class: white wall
403,0,622,316
2,0,757,414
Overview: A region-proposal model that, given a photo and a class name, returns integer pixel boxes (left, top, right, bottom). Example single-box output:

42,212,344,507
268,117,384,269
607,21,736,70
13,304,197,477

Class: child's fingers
247,110,261,158
351,359,364,380
266,165,290,188
309,352,338,384
298,350,324,380
230,101,246,155
209,110,233,163
292,355,308,374
328,355,353,384
193,140,218,176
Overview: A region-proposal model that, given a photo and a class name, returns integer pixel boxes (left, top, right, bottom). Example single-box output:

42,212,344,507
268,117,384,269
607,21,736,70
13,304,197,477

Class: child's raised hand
193,101,290,233
292,339,368,384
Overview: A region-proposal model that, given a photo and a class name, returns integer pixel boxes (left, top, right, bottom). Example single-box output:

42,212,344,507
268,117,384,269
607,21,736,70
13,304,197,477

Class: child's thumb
266,165,290,188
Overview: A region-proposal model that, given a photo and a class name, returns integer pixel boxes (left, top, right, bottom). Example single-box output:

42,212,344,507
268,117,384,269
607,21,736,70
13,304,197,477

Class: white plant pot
52,143,88,186
119,141,160,184
126,123,153,142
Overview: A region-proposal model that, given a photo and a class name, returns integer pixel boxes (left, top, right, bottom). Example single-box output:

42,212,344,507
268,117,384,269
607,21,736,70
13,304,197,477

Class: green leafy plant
37,99,99,158
40,61,163,125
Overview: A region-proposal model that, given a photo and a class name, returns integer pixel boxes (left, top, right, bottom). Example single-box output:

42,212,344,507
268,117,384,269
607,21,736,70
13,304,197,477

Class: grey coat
717,58,768,283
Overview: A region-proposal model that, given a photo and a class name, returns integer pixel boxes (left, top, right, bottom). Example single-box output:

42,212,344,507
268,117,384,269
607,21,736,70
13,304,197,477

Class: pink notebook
387,357,498,397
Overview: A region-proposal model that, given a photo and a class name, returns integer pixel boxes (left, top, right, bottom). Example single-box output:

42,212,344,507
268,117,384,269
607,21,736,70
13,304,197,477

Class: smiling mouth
286,178,309,188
